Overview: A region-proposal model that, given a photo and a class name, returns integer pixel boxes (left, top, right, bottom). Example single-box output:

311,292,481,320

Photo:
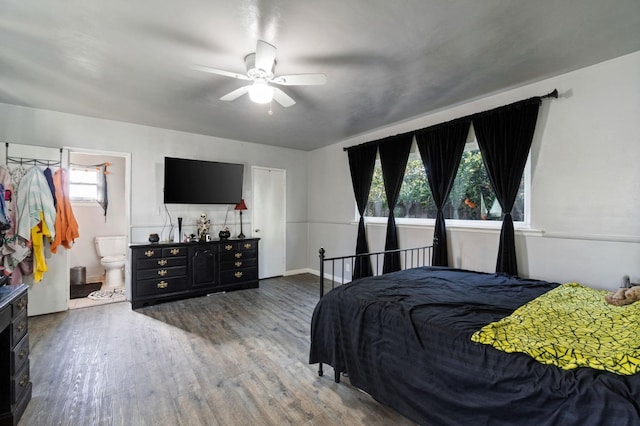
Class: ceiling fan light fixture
248,80,275,104
195,40,325,108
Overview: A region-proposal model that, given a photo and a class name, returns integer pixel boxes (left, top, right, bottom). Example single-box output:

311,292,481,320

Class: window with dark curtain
473,99,541,276
415,119,471,266
378,133,413,273
347,143,378,279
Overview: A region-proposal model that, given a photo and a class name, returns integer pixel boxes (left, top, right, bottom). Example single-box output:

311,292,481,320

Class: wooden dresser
0,284,31,426
130,238,259,309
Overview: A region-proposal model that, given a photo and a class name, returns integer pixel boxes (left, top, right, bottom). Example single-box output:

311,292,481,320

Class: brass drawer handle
158,269,168,276
170,248,180,255
157,281,168,289
144,250,155,257
17,299,27,310
158,259,168,266
17,323,25,333
225,244,233,251
234,253,242,259
19,348,28,359
244,243,252,249
235,261,242,267
19,374,29,387
234,272,243,279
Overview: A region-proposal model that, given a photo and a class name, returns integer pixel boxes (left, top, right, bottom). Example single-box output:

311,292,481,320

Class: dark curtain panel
378,134,413,273
415,119,471,266
473,99,541,276
347,143,378,279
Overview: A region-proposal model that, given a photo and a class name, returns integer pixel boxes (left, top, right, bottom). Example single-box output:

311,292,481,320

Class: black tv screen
164,157,244,204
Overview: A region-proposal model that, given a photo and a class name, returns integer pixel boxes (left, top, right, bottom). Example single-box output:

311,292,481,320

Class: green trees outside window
365,149,525,222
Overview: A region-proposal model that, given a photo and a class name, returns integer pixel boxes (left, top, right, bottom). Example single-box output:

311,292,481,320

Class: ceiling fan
193,40,326,108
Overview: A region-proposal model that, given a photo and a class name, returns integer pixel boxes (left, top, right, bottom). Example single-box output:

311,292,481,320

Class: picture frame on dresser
130,238,259,309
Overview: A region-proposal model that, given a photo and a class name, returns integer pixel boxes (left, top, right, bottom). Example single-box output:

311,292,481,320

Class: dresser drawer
11,333,29,373
220,249,256,262
136,277,187,297
11,360,30,404
134,248,162,259
136,256,187,270
220,267,258,284
136,266,187,281
12,292,28,318
220,258,257,271
11,310,28,347
162,247,186,257
220,241,257,252
12,382,32,426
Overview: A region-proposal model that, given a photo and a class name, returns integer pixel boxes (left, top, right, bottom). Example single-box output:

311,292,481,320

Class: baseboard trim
284,268,315,276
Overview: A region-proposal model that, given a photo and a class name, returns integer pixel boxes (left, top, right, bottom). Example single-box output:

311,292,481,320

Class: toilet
95,236,127,288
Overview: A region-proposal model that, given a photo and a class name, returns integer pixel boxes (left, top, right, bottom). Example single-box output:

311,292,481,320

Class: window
365,141,527,224
69,168,99,201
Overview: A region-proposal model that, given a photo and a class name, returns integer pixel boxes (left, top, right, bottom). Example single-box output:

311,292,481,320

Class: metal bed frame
316,245,433,381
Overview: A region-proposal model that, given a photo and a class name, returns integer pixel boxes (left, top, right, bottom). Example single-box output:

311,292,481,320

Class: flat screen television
163,157,244,204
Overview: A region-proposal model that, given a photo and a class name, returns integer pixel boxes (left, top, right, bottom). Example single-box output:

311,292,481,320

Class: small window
69,168,99,201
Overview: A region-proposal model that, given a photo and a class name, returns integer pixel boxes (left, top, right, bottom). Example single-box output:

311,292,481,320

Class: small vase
148,233,160,243
218,230,231,240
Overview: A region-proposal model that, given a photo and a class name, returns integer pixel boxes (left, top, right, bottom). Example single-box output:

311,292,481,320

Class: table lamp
234,199,248,238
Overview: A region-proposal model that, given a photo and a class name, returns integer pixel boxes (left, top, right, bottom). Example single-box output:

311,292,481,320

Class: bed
309,250,640,425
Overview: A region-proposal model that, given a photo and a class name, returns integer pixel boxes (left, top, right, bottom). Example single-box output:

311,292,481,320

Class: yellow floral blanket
471,282,640,375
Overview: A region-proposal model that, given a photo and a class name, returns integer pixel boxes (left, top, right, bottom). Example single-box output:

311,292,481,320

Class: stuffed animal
605,286,640,306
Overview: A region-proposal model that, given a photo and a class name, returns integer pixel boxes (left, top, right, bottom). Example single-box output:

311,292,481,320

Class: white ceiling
1,0,639,151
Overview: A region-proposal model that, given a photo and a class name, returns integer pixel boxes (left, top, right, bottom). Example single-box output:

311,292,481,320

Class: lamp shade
234,199,247,211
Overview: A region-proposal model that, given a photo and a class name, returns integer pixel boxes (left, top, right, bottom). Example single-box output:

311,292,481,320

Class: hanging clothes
31,211,51,282
10,165,27,187
43,167,57,208
0,166,16,239
16,166,56,242
0,184,11,231
0,166,29,284
51,168,79,253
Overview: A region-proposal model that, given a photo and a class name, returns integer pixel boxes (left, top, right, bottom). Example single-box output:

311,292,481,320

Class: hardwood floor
20,274,415,425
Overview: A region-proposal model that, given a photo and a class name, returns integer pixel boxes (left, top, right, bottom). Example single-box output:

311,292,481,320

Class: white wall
0,103,310,313
307,51,640,291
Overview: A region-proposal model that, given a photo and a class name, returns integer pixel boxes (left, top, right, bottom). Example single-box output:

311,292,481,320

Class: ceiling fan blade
192,64,250,81
220,85,250,101
273,87,296,107
255,40,277,71
272,73,327,86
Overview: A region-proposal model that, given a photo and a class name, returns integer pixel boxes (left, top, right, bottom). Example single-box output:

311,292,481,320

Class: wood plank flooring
20,274,415,425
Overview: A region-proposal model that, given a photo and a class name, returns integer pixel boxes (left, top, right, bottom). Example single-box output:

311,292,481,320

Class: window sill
71,200,100,207
354,217,543,237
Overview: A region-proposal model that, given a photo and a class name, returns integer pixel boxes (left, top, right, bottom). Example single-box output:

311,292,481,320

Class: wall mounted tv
163,157,244,204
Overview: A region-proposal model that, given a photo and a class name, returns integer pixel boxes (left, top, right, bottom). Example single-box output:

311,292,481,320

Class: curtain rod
343,89,558,152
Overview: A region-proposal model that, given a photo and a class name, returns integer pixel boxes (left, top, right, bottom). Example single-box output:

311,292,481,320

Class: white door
2,144,70,315
252,167,285,278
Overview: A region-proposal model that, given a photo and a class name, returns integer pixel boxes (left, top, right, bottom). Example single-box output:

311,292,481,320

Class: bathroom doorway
67,150,131,309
